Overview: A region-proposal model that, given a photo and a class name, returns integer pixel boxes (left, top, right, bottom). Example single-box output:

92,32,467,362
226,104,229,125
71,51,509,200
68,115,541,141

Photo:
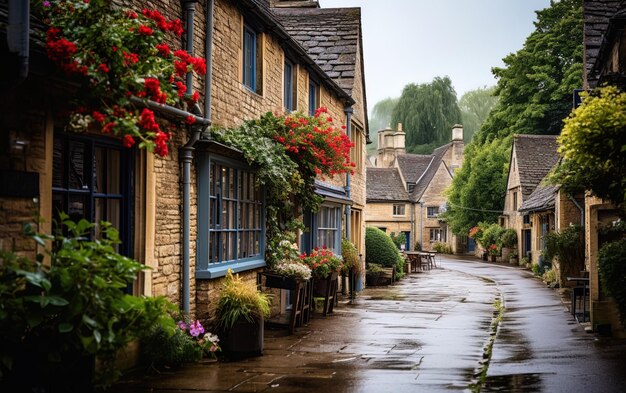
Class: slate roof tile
366,168,409,202
395,154,433,184
514,135,559,202
519,183,559,213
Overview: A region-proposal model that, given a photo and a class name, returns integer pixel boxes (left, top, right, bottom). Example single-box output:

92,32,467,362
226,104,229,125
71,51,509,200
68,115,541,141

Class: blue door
468,237,475,253
403,231,411,251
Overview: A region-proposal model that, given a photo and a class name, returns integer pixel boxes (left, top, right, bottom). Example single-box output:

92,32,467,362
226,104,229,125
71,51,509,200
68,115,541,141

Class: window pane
68,141,87,191
53,137,65,188
68,194,87,223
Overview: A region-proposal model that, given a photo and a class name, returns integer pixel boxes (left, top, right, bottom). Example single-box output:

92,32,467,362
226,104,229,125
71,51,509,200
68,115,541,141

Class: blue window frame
52,132,133,257
309,78,319,116
197,154,265,278
302,204,342,255
243,24,257,91
284,59,294,111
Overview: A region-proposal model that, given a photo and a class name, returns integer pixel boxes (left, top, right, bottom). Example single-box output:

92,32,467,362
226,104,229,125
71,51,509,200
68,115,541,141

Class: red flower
123,134,135,148
156,43,171,56
186,115,196,125
189,57,206,75
168,19,184,37
46,38,77,62
122,51,139,64
97,63,109,73
190,91,199,103
175,81,186,97
102,122,115,134
174,60,188,77
127,11,138,19
92,111,105,123
137,25,153,36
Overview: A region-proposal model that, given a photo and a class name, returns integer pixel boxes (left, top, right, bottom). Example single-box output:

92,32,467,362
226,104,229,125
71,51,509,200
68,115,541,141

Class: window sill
196,258,266,279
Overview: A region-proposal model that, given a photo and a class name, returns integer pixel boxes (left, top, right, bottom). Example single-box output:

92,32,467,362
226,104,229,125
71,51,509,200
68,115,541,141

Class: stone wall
416,163,452,251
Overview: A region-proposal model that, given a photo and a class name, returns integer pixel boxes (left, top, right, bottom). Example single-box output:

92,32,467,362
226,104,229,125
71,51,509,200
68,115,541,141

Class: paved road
114,256,626,392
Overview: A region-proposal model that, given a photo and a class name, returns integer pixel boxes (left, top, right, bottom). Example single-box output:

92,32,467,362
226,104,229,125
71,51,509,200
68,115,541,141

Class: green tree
368,97,398,152
391,76,461,153
459,86,498,143
444,138,510,234
445,0,583,234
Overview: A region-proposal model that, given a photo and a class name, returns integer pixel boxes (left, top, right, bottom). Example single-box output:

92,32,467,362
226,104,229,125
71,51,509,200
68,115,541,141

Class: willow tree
391,76,461,153
368,97,399,151
459,86,498,143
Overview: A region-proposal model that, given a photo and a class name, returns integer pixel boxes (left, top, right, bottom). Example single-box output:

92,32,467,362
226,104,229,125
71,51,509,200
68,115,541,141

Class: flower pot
313,271,339,297
264,273,301,290
490,255,497,263
220,315,264,359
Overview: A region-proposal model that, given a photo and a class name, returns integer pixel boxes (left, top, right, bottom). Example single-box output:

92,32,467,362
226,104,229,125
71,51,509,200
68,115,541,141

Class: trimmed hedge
365,227,404,271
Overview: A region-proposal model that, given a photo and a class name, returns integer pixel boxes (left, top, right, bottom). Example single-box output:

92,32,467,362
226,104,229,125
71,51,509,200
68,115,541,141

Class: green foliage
541,225,584,269
432,242,452,254
554,86,626,207
445,0,582,234
500,228,518,249
0,215,176,387
459,86,499,143
444,139,510,234
477,223,506,250
365,227,403,269
216,270,270,330
341,238,362,274
141,325,202,369
391,76,462,153
414,241,422,251
598,239,626,325
368,97,399,151
301,248,343,279
542,267,558,286
531,263,543,276
389,231,407,250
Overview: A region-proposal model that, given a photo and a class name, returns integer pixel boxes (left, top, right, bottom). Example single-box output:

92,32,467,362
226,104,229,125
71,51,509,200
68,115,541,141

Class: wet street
115,256,626,392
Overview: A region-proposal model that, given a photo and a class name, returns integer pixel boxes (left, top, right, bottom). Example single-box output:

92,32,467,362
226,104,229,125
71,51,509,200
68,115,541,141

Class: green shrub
542,267,558,286
598,239,626,325
541,225,584,271
500,229,517,249
365,227,403,270
0,215,176,388
432,242,452,254
341,238,362,274
216,270,271,330
390,232,406,250
414,241,422,251
141,325,201,369
481,223,506,249
531,263,543,276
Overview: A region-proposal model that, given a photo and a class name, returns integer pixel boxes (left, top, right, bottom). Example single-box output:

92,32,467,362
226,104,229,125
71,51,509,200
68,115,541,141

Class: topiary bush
365,227,404,274
500,228,517,249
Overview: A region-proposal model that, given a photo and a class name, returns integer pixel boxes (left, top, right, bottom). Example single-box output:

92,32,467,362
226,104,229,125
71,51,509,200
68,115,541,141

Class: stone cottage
0,0,368,323
365,124,465,253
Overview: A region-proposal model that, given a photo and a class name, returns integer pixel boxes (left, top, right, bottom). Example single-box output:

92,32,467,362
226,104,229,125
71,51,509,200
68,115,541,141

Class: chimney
270,0,320,8
452,124,463,141
397,123,403,132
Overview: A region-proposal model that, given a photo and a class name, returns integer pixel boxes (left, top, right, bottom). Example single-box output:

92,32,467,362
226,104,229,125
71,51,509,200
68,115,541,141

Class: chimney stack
452,124,463,141
397,123,403,132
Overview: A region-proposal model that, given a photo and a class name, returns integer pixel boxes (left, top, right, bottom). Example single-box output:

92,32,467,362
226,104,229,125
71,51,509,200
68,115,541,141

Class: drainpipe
410,202,415,250
344,106,353,241
180,0,199,315
204,0,214,123
419,201,424,249
7,0,29,83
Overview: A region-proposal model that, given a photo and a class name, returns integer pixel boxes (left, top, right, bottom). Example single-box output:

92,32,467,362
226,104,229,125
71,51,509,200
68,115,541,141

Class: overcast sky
319,0,551,113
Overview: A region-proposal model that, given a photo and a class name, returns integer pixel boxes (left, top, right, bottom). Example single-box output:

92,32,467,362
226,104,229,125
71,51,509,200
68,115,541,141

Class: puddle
483,373,542,392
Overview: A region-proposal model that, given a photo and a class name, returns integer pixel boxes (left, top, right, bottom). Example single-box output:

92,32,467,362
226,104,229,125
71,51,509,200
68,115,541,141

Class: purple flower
43,1,51,7
177,320,187,331
189,320,204,337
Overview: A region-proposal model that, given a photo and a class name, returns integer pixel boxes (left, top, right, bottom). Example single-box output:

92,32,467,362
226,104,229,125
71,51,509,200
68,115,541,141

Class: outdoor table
567,276,589,322
404,251,423,272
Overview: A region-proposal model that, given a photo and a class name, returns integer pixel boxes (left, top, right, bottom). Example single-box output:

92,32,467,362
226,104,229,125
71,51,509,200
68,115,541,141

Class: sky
320,0,551,113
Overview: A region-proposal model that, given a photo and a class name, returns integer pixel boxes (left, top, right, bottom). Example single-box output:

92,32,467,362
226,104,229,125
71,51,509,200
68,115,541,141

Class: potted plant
366,263,384,286
341,238,363,293
215,270,270,359
488,244,499,262
509,250,519,265
301,247,343,297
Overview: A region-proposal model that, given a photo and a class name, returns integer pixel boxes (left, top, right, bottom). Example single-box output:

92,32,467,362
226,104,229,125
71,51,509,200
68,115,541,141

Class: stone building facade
365,125,465,253
0,0,368,324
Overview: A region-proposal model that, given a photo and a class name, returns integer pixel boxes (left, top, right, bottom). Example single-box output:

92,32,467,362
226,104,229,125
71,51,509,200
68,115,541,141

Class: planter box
220,315,264,359
264,273,303,290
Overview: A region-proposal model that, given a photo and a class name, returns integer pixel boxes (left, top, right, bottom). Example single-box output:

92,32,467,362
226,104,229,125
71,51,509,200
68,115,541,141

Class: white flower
274,261,312,280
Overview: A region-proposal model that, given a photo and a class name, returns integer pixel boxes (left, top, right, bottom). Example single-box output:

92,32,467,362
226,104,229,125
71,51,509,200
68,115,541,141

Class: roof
519,183,559,213
271,7,361,96
394,154,433,184
513,135,559,202
410,143,452,202
583,0,624,88
242,0,355,105
366,168,409,202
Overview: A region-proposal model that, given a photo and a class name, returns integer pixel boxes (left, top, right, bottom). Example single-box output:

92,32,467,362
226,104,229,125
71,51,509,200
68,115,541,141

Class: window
350,124,363,173
52,133,133,256
393,204,406,216
408,184,415,193
316,206,341,253
197,156,265,278
284,58,296,112
427,206,439,218
513,191,518,211
523,214,530,225
309,78,319,116
429,228,446,243
350,209,362,253
243,24,256,91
